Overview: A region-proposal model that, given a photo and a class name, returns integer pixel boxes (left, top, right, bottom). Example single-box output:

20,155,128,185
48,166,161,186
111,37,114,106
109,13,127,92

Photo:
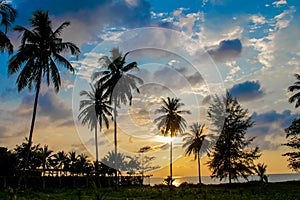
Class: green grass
0,181,299,200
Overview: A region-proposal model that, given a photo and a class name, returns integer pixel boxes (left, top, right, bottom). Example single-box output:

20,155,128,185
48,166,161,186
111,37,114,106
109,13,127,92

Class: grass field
1,181,299,200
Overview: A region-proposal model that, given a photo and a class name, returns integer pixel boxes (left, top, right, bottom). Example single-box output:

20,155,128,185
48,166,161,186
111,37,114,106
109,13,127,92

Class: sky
1,0,300,179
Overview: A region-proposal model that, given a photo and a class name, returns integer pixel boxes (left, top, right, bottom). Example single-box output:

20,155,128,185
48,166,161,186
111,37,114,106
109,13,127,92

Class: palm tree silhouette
255,163,268,182
101,151,128,172
154,97,190,185
76,153,91,175
78,83,112,173
40,145,53,176
183,123,211,184
50,150,68,176
0,1,16,55
93,48,143,184
8,10,80,169
288,73,300,108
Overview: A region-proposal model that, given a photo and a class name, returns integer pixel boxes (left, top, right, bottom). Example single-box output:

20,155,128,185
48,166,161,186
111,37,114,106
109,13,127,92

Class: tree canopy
282,118,300,171
207,92,260,184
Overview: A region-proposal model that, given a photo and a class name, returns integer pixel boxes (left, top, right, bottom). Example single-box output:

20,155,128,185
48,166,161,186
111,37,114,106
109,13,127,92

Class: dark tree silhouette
40,145,53,176
154,97,190,185
282,118,300,171
255,163,268,182
0,147,16,176
137,146,159,177
14,138,43,171
0,1,16,55
93,48,143,185
288,74,300,108
183,123,213,184
78,83,112,173
8,10,80,169
207,92,260,184
49,150,68,176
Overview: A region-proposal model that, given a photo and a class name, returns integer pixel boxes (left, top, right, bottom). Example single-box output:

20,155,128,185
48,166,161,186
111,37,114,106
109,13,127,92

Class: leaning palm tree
183,123,209,184
92,48,143,184
288,73,300,108
8,10,80,169
255,163,268,183
154,97,190,185
78,83,112,173
0,1,16,55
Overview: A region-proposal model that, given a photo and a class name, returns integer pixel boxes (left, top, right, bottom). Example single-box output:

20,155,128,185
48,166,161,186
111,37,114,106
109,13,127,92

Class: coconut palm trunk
94,120,99,170
113,102,118,186
170,140,173,183
25,73,41,170
197,151,201,184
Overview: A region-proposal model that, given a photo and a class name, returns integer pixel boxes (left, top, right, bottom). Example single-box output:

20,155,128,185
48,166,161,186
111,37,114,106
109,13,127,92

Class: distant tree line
0,138,157,180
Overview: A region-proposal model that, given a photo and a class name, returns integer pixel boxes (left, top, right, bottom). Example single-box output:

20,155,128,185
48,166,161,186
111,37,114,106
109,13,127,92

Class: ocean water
146,173,300,186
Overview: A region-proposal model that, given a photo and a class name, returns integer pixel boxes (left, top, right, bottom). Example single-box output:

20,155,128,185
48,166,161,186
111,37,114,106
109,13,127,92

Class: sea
146,173,300,186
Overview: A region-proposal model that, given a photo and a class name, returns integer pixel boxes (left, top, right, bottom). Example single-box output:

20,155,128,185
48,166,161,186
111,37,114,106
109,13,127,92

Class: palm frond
0,31,13,54
52,21,70,37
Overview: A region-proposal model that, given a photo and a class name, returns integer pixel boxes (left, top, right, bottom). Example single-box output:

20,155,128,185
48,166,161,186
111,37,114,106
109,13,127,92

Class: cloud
12,0,152,45
252,110,297,128
186,72,204,86
0,126,8,137
272,0,287,7
58,120,75,127
229,80,265,101
207,39,242,62
37,91,72,122
248,109,298,150
250,15,266,24
10,89,72,124
0,87,18,102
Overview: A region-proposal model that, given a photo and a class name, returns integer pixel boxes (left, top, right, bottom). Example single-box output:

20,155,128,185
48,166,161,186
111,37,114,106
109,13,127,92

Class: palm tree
78,83,112,173
183,123,209,184
255,163,268,182
76,153,91,175
0,1,16,55
50,151,68,176
288,73,300,108
67,151,79,176
93,48,143,184
40,145,53,176
154,97,190,185
8,10,80,169
14,138,43,171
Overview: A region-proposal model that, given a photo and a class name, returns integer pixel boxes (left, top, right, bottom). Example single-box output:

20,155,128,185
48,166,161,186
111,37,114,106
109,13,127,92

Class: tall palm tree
154,97,190,185
78,83,112,173
93,48,143,184
0,1,16,55
183,123,209,184
288,73,300,108
8,10,80,169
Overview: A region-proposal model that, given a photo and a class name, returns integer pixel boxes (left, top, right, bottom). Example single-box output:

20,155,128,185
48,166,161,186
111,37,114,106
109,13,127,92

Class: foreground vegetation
1,181,299,200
